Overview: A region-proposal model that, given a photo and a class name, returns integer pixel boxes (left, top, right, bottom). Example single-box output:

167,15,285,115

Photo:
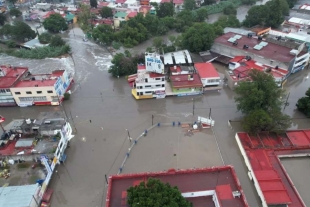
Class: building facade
10,70,73,107
0,65,28,106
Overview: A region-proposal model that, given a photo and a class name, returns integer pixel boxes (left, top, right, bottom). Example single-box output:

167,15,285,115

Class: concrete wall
10,86,56,105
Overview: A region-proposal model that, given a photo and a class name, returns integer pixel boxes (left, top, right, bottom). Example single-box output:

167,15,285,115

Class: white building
145,52,165,74
131,64,166,99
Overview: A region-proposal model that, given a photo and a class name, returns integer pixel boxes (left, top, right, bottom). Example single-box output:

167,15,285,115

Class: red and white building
194,62,221,87
10,70,74,107
225,56,288,89
0,65,29,106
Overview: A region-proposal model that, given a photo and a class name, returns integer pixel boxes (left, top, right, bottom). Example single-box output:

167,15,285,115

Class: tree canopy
38,32,52,44
0,13,6,26
183,0,196,10
92,24,114,45
193,8,208,22
223,4,237,15
0,21,36,41
108,52,144,77
296,88,310,117
181,22,215,53
43,14,68,33
234,70,291,134
9,8,22,17
127,178,192,207
100,6,113,18
157,2,174,18
90,0,98,8
243,0,287,28
49,35,66,47
7,0,18,5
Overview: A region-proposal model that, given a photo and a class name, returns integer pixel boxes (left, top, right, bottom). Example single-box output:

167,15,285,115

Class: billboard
145,52,164,74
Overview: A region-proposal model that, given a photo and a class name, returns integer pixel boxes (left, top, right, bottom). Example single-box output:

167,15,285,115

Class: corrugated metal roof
15,138,34,148
0,184,39,207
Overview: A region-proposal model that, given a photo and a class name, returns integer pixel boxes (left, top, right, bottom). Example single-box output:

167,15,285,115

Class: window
26,91,32,94
47,90,53,94
36,91,42,94
6,89,10,92
155,78,161,80
145,91,152,94
145,85,151,88
15,92,21,95
59,142,63,150
162,78,164,81
0,89,5,93
162,84,164,87
155,85,161,87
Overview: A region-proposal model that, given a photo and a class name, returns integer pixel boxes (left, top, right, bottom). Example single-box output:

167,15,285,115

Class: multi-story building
131,64,166,99
0,65,29,106
10,70,73,107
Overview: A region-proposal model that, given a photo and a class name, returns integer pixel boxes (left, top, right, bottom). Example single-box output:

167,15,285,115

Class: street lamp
126,129,132,147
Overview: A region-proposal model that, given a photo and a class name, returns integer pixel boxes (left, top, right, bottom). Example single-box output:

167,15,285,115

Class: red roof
106,166,249,207
173,0,183,4
137,64,146,70
14,70,65,88
98,2,109,8
43,11,65,19
194,62,220,79
170,66,182,73
161,0,171,3
237,130,310,207
139,5,151,12
170,74,203,88
92,19,114,25
149,72,164,78
115,0,126,3
215,32,304,63
127,11,137,18
229,56,288,81
0,65,29,88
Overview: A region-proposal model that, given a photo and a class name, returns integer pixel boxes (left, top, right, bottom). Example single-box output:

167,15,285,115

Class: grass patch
17,163,31,169
0,45,71,59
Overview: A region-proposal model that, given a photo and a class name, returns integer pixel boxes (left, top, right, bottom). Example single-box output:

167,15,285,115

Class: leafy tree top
235,70,291,133
43,13,68,33
90,0,98,8
9,8,22,17
11,21,36,41
100,6,113,18
127,178,192,207
296,87,310,117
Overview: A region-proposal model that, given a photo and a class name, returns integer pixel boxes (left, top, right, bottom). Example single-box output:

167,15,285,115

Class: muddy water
0,26,310,207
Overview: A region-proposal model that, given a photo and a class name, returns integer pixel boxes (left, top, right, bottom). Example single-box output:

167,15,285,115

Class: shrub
9,8,22,17
6,40,16,48
9,45,71,59
38,32,52,44
50,35,66,47
64,92,71,100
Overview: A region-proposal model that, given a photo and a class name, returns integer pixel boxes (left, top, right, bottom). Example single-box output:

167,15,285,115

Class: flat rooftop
0,65,28,88
236,130,310,207
214,32,299,63
106,166,249,207
194,62,220,79
14,70,65,88
170,74,203,88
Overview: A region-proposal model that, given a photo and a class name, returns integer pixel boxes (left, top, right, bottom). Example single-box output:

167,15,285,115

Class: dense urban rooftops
194,62,220,79
0,66,29,88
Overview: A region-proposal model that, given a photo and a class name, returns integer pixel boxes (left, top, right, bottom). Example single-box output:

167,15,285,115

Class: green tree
265,0,284,28
0,13,6,26
78,5,92,32
49,35,66,47
108,53,135,77
92,24,114,45
194,8,208,22
286,0,297,8
181,22,215,53
127,178,192,207
214,15,240,29
11,21,36,41
9,8,22,17
38,32,52,44
174,10,194,32
223,4,237,15
202,0,216,5
43,14,68,33
157,2,174,18
266,0,289,16
234,70,291,133
241,0,256,5
0,24,12,36
99,6,113,18
243,5,270,27
90,0,98,8
296,88,310,117
6,40,16,48
183,0,196,10
152,36,163,49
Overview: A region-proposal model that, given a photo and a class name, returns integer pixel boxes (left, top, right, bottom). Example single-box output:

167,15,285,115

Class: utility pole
283,92,290,111
126,129,132,147
192,98,195,115
152,115,154,126
209,108,212,119
105,174,109,185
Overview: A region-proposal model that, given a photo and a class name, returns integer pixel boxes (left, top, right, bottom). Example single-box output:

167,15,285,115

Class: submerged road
0,27,310,207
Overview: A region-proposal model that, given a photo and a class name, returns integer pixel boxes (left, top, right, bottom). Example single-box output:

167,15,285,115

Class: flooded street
0,24,310,207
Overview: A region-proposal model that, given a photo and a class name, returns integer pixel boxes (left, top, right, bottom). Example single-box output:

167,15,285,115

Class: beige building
10,70,72,107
